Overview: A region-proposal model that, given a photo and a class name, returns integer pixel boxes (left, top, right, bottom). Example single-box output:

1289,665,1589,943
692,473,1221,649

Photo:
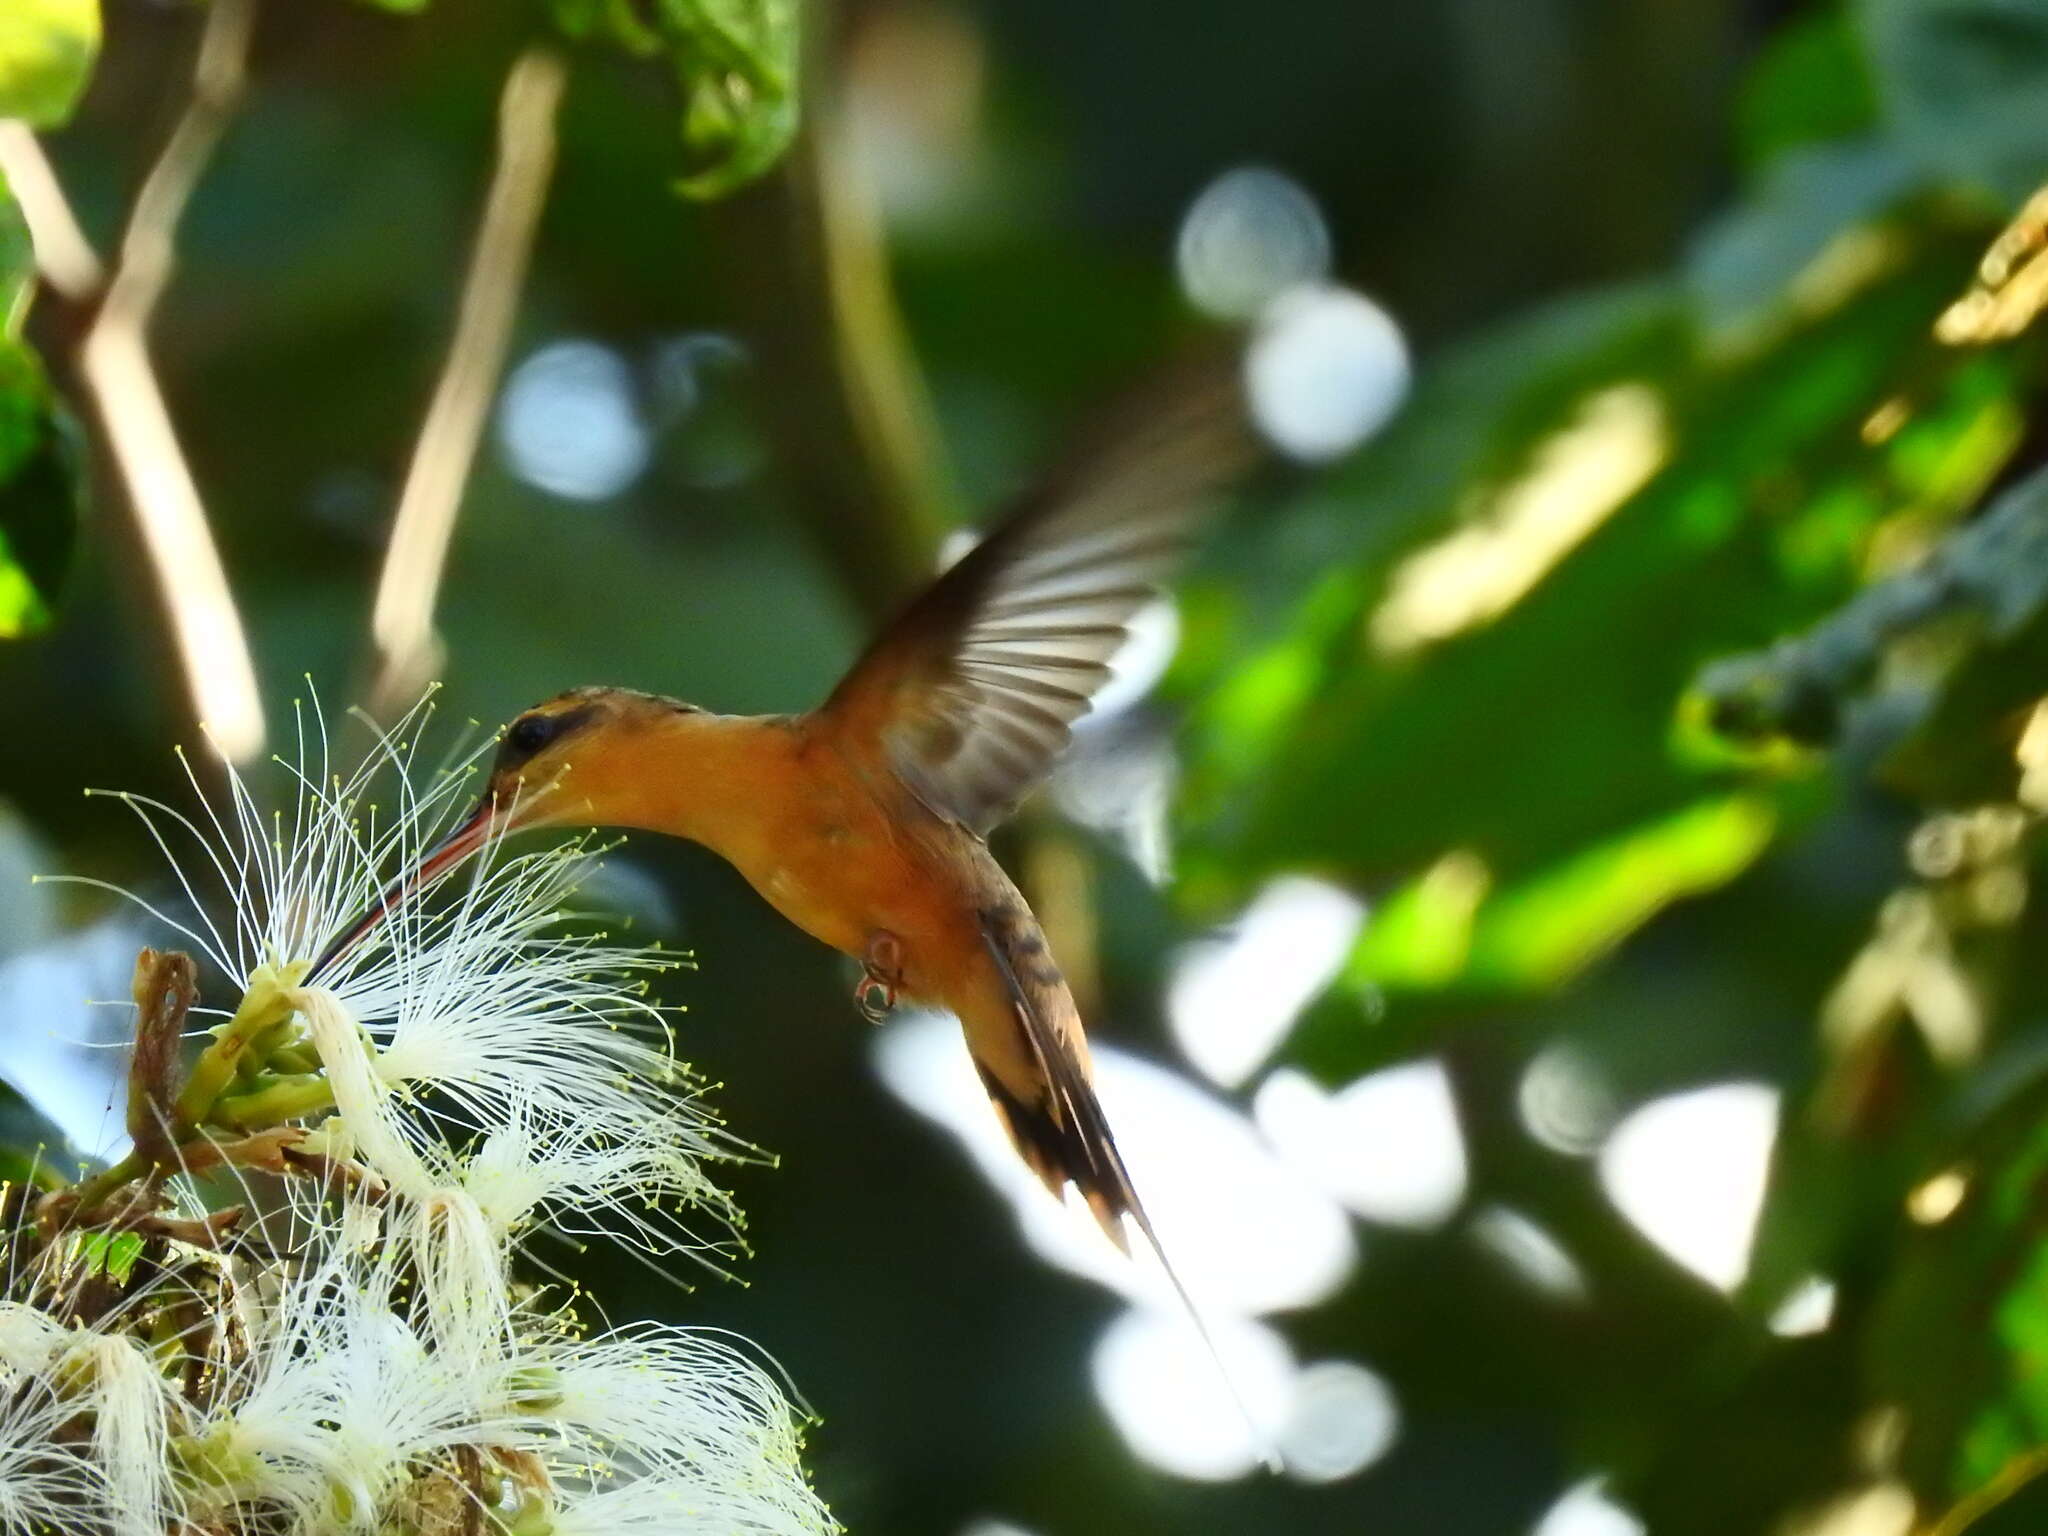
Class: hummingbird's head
308,687,708,977
482,687,709,826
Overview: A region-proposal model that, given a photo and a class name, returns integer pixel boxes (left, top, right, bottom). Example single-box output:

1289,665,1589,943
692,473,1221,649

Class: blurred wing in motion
819,366,1257,833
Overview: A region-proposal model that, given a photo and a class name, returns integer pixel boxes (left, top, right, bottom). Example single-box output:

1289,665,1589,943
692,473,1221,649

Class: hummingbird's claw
855,974,896,1024
856,931,905,1024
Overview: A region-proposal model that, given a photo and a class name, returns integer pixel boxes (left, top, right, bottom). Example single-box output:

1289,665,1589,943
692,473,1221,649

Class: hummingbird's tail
970,905,1145,1250
972,908,1280,1469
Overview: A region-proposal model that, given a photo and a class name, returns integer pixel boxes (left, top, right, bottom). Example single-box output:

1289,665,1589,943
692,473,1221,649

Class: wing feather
818,367,1255,831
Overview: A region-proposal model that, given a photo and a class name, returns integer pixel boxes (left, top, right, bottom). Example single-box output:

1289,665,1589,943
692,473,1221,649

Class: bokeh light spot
1169,877,1365,1089
1246,285,1411,462
1769,1274,1838,1337
1090,1308,1295,1481
650,331,763,489
1175,164,1331,322
497,338,649,501
1598,1082,1780,1292
0,923,147,1162
1518,1041,1621,1156
1279,1359,1400,1484
1533,1477,1647,1536
1469,1205,1588,1301
1371,384,1667,652
1254,1061,1468,1229
874,1012,1355,1316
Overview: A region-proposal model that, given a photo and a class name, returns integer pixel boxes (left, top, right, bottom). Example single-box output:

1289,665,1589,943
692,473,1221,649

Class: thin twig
0,123,104,301
365,47,567,722
56,0,267,763
1921,1444,2048,1536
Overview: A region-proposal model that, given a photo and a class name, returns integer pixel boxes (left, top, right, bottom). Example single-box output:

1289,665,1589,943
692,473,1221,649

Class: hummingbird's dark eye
505,714,556,759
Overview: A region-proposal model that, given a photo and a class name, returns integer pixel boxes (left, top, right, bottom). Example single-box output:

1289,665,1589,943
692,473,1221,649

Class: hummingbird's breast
712,723,963,983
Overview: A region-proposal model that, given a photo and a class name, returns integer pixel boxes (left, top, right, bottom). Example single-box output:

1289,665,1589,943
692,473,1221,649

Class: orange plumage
334,376,1253,1282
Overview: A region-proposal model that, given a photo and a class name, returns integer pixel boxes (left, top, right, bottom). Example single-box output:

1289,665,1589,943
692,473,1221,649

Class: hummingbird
320,380,1253,1291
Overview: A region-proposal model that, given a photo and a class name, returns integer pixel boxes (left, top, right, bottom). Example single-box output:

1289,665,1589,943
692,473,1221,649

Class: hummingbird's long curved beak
307,794,502,980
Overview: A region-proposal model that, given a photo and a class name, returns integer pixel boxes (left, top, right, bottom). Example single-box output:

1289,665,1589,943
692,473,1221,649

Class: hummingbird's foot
856,931,905,1024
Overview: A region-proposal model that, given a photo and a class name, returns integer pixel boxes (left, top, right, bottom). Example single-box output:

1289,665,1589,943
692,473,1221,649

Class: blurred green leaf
0,175,29,335
549,0,800,198
1858,0,2048,203
1693,453,2048,801
0,346,77,639
1283,796,1779,1088
1465,794,1777,990
1737,9,1881,169
1869,1075,2048,1516
1181,226,1990,913
0,0,98,128
0,1081,68,1188
1175,282,1691,900
1940,1470,2048,1536
0,177,76,639
1687,143,1923,340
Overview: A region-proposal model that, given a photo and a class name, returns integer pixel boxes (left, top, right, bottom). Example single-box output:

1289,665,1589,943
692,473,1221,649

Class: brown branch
125,947,197,1169
8,0,268,763
364,47,567,722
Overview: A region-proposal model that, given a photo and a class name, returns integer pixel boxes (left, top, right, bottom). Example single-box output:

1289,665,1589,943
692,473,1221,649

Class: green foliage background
10,0,2048,1531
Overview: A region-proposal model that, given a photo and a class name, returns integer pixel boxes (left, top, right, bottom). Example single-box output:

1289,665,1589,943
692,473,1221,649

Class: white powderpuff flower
455,1093,735,1258
43,689,837,1535
75,691,743,1260
298,985,737,1279
327,843,742,1222
0,1298,72,1374
516,1325,833,1536
549,1473,837,1536
193,1249,508,1533
0,1369,107,1529
64,691,480,999
76,1330,180,1536
346,836,693,1141
0,1305,179,1536
188,1241,836,1536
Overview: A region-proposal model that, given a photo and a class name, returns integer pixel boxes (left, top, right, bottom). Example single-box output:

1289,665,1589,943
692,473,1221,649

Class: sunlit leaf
548,0,801,198
0,0,98,128
1296,796,1778,1076
0,174,29,335
74,1229,142,1281
1467,794,1779,989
